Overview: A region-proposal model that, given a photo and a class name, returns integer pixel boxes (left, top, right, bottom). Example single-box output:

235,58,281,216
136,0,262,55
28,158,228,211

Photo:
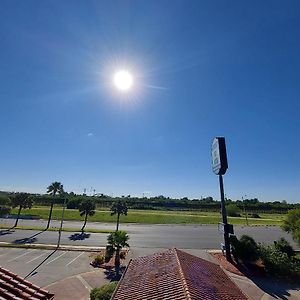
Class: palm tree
107,230,129,276
10,193,33,228
110,200,128,231
46,181,64,230
79,199,96,232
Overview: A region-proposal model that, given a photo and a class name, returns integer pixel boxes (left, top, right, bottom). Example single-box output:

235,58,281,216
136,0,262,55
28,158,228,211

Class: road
0,218,298,249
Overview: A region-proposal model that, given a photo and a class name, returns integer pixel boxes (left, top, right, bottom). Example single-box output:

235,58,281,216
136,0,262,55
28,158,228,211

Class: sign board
218,222,234,234
211,137,228,175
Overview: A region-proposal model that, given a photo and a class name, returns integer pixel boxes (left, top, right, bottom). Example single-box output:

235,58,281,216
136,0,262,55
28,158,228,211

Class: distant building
112,248,248,300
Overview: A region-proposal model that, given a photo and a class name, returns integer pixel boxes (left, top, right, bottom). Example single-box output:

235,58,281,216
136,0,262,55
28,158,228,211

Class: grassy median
9,207,284,225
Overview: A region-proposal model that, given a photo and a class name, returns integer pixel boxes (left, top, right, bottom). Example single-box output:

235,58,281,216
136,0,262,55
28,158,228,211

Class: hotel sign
211,137,228,175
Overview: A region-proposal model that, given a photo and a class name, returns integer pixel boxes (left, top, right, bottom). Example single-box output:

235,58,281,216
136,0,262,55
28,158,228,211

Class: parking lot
0,247,97,287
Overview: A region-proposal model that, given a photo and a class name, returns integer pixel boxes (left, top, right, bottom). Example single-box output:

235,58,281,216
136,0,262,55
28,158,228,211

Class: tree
226,203,241,217
46,181,64,229
110,200,128,231
282,208,300,246
79,199,96,232
106,230,129,276
10,193,33,228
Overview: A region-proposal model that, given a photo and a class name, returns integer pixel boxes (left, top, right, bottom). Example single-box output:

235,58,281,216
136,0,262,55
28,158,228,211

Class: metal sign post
212,137,232,261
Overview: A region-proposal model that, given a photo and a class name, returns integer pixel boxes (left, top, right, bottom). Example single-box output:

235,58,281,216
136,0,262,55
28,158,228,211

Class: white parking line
0,252,8,258
8,249,36,262
66,252,84,266
26,251,49,264
46,251,68,265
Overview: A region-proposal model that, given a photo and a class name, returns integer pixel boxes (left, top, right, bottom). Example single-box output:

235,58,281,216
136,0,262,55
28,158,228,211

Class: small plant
119,250,127,260
90,282,118,300
92,254,105,267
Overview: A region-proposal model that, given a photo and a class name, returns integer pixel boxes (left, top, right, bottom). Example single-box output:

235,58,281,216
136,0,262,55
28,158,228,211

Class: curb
0,242,105,252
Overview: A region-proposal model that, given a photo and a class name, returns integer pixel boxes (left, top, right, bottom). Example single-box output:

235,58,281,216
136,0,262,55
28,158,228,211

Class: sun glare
113,70,133,92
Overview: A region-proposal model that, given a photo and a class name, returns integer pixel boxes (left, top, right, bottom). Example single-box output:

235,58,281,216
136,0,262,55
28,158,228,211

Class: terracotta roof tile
112,249,248,300
0,266,54,300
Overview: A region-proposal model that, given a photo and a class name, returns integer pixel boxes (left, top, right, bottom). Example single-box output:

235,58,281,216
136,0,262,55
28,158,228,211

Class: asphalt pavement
0,218,298,249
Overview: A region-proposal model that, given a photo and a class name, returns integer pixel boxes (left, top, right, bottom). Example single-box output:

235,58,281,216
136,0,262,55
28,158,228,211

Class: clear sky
0,1,299,202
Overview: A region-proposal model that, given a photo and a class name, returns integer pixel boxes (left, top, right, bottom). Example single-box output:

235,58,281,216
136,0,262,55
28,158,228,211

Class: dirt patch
211,253,265,277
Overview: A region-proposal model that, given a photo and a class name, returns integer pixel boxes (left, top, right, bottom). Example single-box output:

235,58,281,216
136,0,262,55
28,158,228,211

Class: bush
226,204,241,217
274,238,295,258
0,206,11,216
119,251,127,260
90,282,118,300
92,255,105,266
259,244,300,279
230,235,260,262
250,213,260,218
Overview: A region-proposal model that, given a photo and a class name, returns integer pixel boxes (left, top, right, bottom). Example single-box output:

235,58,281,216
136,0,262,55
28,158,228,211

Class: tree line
1,190,299,214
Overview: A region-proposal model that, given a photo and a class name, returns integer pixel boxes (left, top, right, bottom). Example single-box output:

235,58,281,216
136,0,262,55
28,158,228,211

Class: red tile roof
112,248,248,300
0,266,54,300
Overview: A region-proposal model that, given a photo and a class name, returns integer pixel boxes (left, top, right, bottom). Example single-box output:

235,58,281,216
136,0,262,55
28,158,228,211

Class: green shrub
250,213,260,218
226,204,241,217
259,244,300,279
90,282,118,300
230,234,260,262
274,238,295,258
0,206,11,216
93,255,105,266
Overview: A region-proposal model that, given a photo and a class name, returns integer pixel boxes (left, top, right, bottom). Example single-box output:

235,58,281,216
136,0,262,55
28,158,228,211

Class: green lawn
10,207,284,225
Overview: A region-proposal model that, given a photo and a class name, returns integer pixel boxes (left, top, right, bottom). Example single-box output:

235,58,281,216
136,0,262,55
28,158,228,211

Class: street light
242,195,249,226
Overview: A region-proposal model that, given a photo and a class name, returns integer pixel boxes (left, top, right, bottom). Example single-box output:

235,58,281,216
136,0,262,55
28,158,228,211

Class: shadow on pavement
25,248,58,279
69,232,91,241
249,276,299,300
12,229,47,244
0,229,14,236
104,267,126,281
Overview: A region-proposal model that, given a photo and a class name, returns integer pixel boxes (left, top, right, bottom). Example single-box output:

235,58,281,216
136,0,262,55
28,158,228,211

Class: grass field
9,206,284,225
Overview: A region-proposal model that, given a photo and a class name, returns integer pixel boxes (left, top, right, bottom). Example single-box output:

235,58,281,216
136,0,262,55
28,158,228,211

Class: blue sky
0,1,299,202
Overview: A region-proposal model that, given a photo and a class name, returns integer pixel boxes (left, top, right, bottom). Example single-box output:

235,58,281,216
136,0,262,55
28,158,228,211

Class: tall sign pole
212,137,232,261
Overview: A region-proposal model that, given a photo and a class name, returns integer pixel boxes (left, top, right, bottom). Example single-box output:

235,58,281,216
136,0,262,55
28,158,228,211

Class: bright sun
113,70,133,92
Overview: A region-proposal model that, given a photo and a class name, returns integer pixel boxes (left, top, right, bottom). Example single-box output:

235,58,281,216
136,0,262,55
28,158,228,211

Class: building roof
112,248,248,300
0,266,55,300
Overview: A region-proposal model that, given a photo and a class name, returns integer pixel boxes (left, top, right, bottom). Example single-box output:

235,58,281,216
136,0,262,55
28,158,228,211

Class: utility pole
242,195,249,226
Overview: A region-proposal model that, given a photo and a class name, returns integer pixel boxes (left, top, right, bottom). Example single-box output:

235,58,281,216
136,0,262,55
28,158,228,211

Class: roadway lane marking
46,251,68,265
26,251,49,264
66,252,84,266
8,249,36,262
